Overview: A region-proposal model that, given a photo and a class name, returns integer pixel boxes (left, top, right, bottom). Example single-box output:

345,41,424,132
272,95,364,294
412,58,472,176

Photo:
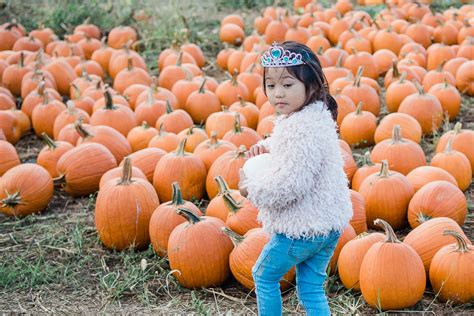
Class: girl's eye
283,84,292,88
266,84,275,89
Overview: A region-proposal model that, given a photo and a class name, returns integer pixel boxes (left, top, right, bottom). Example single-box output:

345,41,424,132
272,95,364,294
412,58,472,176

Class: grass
1,0,474,314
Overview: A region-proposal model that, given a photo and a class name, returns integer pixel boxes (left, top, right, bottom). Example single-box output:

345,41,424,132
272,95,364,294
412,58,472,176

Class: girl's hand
238,168,248,198
246,144,268,159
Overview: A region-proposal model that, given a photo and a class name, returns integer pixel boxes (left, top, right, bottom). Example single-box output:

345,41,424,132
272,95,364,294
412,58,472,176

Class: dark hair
262,41,338,122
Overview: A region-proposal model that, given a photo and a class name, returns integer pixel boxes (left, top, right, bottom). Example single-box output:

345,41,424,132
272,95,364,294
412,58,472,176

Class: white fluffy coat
244,101,353,239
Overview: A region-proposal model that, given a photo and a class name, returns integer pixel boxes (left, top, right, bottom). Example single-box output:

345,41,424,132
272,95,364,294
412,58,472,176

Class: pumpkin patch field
1,0,473,314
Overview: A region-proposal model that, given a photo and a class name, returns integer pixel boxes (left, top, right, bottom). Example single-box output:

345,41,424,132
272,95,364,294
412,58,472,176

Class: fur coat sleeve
245,102,332,211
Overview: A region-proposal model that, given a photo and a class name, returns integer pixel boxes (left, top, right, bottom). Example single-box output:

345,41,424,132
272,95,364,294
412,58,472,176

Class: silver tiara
260,43,305,68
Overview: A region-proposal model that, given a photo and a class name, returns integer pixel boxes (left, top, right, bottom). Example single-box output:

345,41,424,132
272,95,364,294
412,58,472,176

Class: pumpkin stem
233,113,242,134
231,69,239,86
176,51,183,66
363,150,374,166
19,52,24,68
416,213,432,224
1,191,23,210
222,192,242,214
355,102,363,115
171,181,185,205
66,100,76,114
374,219,400,243
141,121,149,129
414,81,424,95
221,227,245,247
444,136,454,153
118,157,133,185
214,175,231,196
391,125,402,144
40,132,57,150
236,145,247,158
221,105,229,112
165,99,173,114
378,160,390,178
198,78,207,93
392,61,400,78
71,84,81,99
453,122,462,135
175,138,188,156
354,66,364,87
443,230,470,253
37,81,46,96
209,131,218,146
399,72,407,84
176,207,201,224
75,121,93,138
335,53,344,68
147,86,155,105
104,89,114,110
158,123,166,135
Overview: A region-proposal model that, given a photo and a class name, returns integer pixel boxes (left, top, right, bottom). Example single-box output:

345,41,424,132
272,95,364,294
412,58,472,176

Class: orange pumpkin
224,227,295,290
56,143,117,196
407,180,467,229
338,232,385,291
404,217,472,274
149,182,202,257
429,230,474,304
37,133,74,178
359,160,414,230
0,163,53,217
168,208,234,288
153,138,207,202
194,132,237,171
340,102,376,148
359,219,426,311
125,147,166,182
95,157,159,250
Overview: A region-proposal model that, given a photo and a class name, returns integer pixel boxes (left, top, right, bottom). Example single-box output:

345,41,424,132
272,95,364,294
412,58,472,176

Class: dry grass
1,0,474,314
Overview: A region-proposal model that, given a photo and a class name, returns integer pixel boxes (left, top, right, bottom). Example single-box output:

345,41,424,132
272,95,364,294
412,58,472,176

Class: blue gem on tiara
260,43,305,68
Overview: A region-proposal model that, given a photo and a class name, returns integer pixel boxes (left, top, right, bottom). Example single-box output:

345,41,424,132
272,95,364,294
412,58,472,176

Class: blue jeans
252,230,341,316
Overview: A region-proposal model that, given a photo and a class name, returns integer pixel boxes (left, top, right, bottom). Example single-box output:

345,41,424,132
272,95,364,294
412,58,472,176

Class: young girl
238,41,353,316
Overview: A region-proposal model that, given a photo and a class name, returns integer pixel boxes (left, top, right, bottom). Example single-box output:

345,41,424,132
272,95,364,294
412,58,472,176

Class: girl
238,41,353,316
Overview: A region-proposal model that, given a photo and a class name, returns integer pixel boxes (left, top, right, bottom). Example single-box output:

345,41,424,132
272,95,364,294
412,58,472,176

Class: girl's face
264,67,306,115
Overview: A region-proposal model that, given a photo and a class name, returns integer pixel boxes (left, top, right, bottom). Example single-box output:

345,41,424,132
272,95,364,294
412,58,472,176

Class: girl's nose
275,86,285,98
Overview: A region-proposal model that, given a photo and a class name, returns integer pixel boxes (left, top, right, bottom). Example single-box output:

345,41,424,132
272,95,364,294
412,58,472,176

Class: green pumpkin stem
214,175,231,195
66,100,76,114
40,132,57,150
176,51,183,66
71,84,81,99
392,61,400,78
231,69,239,86
399,72,407,83
75,121,92,139
176,207,201,224
222,192,242,214
417,213,432,224
233,113,242,134
378,160,390,178
453,122,462,135
363,150,374,166
374,218,400,243
355,102,363,115
171,182,185,205
19,52,24,68
118,157,133,185
104,89,114,110
198,78,207,93
335,53,344,68
444,136,454,153
414,81,424,95
354,66,364,87
221,227,245,247
147,87,155,104
166,99,173,114
1,191,22,209
443,230,470,253
175,138,187,156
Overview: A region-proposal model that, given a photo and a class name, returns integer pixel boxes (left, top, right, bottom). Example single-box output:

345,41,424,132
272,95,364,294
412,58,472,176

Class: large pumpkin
153,138,207,202
56,143,117,196
404,217,472,274
95,158,159,250
0,163,53,217
359,219,426,311
168,208,234,288
223,227,295,291
359,160,414,230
